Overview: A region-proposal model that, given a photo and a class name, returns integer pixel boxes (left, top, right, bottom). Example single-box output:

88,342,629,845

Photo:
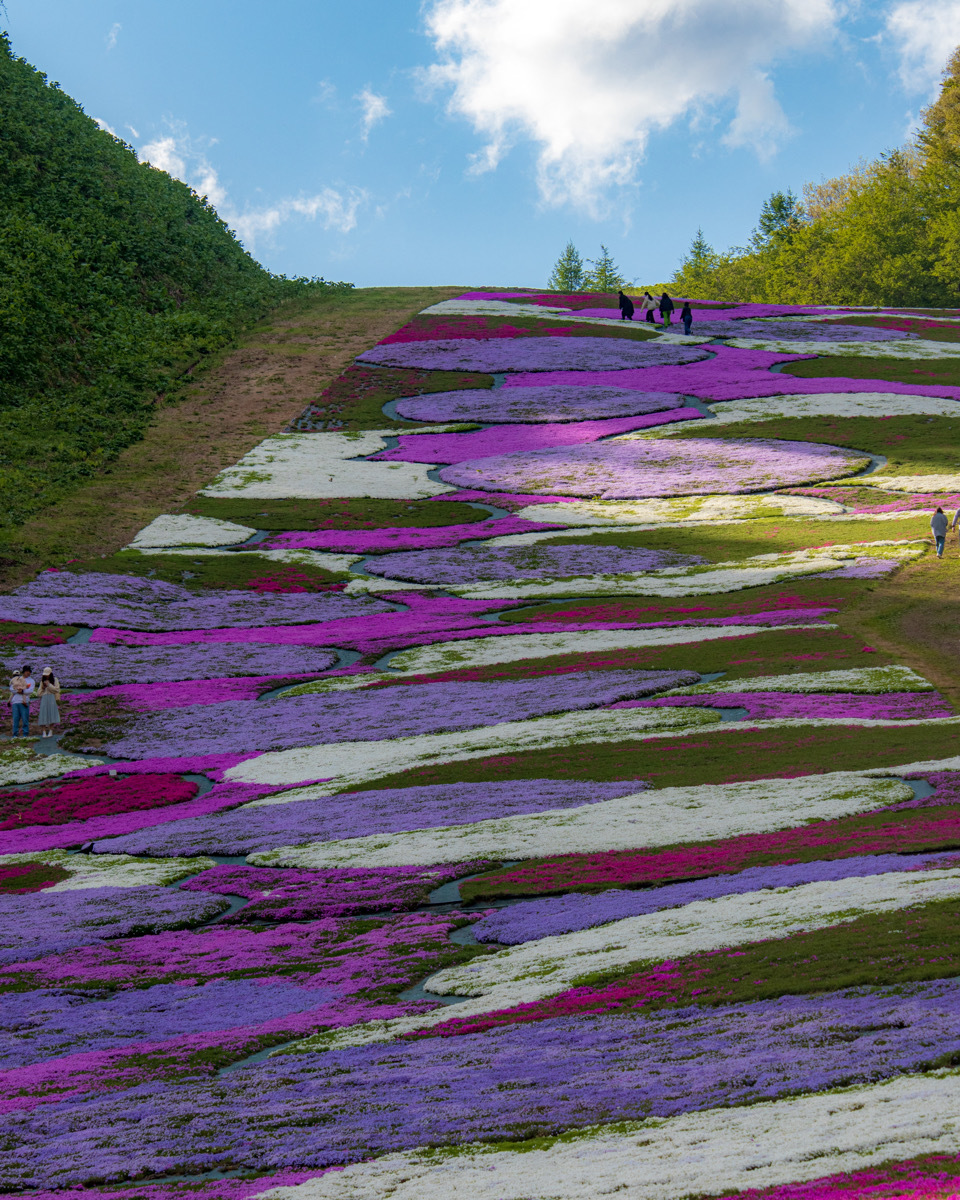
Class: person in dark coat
680,301,693,335
659,292,675,325
617,290,635,320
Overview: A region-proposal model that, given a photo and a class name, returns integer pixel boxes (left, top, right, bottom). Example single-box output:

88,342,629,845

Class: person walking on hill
9,664,34,737
680,301,693,335
36,668,61,738
933,506,949,557
659,292,675,325
617,290,635,320
640,292,658,323
951,505,960,547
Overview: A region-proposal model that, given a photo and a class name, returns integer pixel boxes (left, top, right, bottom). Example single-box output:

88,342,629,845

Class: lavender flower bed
371,413,702,464
89,670,687,759
70,676,321,713
439,437,868,499
618,690,954,722
395,387,685,424
473,849,960,944
500,345,960,402
265,515,563,554
93,779,646,858
179,862,490,919
0,980,338,1069
363,542,705,584
0,644,339,686
817,557,903,579
357,337,709,373
695,319,914,341
8,981,960,1186
0,887,227,964
0,573,389,631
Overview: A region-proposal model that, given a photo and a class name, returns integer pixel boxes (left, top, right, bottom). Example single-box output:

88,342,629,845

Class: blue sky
7,0,960,288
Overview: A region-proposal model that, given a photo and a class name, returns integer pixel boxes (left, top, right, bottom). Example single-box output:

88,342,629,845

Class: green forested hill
0,33,346,529
671,47,960,307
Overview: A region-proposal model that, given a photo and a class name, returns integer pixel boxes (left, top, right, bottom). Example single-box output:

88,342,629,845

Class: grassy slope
0,285,460,587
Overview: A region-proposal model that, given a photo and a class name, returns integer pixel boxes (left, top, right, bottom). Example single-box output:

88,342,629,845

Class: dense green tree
548,240,585,291
0,32,348,530
752,189,803,248
582,244,625,291
671,228,724,298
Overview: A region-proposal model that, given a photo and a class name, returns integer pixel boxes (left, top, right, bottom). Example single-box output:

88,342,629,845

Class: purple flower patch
83,670,690,759
8,981,960,1185
474,849,960,944
439,436,866,499
363,542,705,584
357,337,709,373
0,573,390,632
264,515,564,554
92,778,649,858
395,387,685,424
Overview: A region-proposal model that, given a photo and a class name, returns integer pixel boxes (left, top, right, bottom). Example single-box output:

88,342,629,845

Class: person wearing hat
36,668,61,738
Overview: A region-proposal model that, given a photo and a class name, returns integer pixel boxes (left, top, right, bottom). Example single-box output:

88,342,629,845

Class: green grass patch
533,514,926,563
182,497,486,531
462,804,960,900
780,355,960,388
496,580,865,626
371,629,892,689
689,415,960,478
347,716,949,794
292,365,494,431
65,550,348,591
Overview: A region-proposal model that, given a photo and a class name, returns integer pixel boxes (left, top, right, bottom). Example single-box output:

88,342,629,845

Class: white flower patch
228,705,720,792
0,849,213,888
418,299,624,325
667,664,934,695
725,337,960,359
250,771,909,869
199,432,455,500
286,865,960,1055
703,392,960,423
256,1069,960,1200
0,744,97,785
146,546,362,574
128,514,257,550
516,494,846,525
441,545,923,601
382,621,828,676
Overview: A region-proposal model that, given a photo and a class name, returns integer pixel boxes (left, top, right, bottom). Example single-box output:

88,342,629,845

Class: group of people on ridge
617,290,693,334
8,665,61,738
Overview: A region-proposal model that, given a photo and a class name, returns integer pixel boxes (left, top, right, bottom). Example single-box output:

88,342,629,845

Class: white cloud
126,124,140,140
422,0,840,211
93,117,117,137
886,0,960,92
313,79,337,106
357,87,392,140
138,124,366,246
229,188,368,245
106,22,121,51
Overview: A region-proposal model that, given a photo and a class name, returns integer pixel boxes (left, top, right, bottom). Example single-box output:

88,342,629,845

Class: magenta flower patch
372,411,704,464
0,774,198,831
395,386,685,424
180,862,490,919
265,515,564,554
357,337,709,373
439,436,867,499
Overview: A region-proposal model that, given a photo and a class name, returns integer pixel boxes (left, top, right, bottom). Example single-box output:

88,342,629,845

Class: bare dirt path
0,286,460,589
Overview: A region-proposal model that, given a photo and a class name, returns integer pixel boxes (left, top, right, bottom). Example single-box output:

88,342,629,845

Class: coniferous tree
582,244,625,290
548,241,585,291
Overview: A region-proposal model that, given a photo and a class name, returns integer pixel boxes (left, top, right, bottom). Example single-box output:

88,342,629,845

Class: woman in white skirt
36,668,61,738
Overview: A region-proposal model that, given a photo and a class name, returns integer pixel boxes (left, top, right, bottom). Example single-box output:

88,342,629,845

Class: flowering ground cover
7,292,960,1195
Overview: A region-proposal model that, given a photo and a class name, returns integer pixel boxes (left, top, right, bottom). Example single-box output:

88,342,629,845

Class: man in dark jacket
659,292,675,325
617,290,635,320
